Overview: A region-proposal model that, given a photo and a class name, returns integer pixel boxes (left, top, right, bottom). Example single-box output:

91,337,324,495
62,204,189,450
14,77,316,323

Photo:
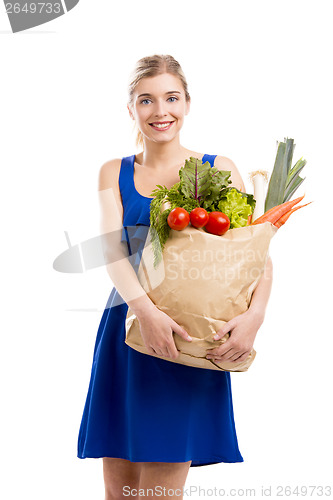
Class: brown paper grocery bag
125,221,278,372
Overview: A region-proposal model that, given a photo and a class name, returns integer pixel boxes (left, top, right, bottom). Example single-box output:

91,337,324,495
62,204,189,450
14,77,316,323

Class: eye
140,98,152,105
167,96,178,103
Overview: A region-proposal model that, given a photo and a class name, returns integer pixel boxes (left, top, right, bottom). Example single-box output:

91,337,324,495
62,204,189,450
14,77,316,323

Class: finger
172,324,192,342
207,347,237,360
228,350,245,361
213,321,235,340
208,343,236,357
164,345,171,359
233,351,251,362
222,349,241,360
158,344,175,359
218,350,250,363
206,341,233,356
151,345,165,357
167,344,179,360
147,346,157,356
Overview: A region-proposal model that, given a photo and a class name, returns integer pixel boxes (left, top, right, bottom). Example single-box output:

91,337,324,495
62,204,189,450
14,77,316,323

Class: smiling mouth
149,121,174,130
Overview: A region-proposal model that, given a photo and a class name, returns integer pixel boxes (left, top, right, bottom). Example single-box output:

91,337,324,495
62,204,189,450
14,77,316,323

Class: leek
283,157,307,203
248,170,269,221
265,137,306,211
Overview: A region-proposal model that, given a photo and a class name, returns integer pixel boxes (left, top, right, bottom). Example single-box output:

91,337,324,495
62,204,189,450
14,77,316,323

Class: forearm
248,256,273,322
98,185,156,318
103,238,156,318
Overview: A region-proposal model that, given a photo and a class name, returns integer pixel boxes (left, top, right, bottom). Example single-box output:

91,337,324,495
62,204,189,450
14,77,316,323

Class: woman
77,55,273,499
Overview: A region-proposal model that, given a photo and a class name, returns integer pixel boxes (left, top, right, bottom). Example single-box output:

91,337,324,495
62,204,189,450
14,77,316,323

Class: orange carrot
274,201,313,228
251,194,305,225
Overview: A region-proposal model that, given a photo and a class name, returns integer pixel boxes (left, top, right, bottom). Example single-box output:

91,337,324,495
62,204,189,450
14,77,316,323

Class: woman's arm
98,159,156,317
248,255,273,323
98,159,191,358
206,255,273,363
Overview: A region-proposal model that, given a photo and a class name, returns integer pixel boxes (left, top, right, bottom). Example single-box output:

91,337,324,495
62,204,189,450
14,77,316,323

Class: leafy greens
149,157,255,268
218,188,255,228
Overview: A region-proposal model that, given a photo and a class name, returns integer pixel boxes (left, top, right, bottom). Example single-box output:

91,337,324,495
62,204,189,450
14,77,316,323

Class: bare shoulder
214,155,246,192
98,158,122,191
98,158,124,228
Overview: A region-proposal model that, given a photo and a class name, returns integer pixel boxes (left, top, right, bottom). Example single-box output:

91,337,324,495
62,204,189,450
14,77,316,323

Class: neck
141,135,188,170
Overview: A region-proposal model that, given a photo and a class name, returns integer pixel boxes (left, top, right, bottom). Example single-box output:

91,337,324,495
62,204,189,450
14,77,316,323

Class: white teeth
151,122,172,129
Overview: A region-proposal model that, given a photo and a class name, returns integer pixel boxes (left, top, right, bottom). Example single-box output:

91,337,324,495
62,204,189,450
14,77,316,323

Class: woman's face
128,72,190,145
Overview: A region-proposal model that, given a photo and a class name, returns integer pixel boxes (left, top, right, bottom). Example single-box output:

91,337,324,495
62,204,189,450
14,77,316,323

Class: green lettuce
218,188,255,228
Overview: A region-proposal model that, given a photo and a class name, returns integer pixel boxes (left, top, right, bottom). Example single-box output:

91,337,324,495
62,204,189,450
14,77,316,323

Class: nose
153,99,168,118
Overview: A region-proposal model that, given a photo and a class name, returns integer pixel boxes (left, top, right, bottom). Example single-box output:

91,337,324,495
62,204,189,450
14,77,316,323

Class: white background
1,0,332,498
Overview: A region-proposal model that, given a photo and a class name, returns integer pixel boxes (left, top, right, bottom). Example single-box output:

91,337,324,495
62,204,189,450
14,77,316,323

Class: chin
152,135,178,144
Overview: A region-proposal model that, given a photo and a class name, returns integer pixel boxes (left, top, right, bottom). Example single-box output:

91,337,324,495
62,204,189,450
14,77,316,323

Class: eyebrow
137,91,182,98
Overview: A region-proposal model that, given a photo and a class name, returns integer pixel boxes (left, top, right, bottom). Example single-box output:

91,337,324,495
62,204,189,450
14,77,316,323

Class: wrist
128,294,156,319
247,306,265,326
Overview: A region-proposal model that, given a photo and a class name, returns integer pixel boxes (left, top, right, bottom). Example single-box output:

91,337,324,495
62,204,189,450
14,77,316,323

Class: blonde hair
128,54,191,148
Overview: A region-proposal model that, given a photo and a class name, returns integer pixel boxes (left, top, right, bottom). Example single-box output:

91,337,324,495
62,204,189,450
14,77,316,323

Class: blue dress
77,154,244,467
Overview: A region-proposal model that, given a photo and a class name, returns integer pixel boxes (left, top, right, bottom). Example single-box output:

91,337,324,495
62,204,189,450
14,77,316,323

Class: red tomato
167,207,190,231
190,207,209,228
204,211,230,236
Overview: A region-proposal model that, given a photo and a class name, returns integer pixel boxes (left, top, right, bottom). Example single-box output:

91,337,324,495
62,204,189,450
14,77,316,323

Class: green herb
149,182,199,268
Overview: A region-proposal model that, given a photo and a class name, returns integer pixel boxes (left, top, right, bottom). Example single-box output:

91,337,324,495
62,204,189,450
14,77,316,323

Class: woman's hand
206,309,264,363
136,306,192,360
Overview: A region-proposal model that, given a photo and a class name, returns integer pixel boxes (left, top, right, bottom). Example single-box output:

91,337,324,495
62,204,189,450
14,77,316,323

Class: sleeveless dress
77,154,244,467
